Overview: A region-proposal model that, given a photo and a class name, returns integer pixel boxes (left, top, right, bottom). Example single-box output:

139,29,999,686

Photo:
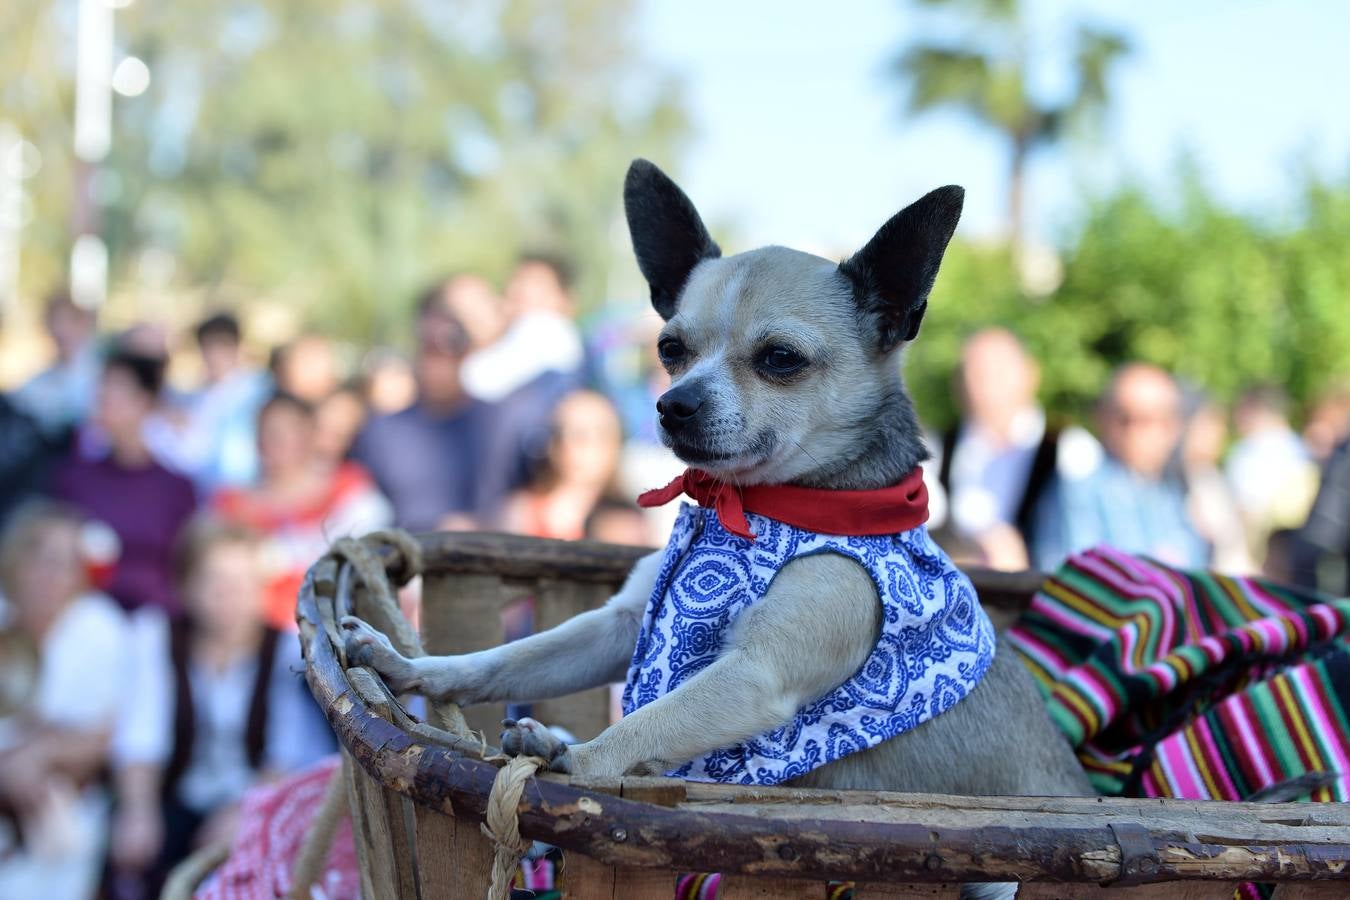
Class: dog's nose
657,386,703,427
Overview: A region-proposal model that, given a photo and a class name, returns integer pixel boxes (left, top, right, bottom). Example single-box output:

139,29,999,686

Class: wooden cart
295,531,1350,899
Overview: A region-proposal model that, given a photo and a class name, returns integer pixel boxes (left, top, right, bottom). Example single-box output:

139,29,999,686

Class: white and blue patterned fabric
621,502,997,785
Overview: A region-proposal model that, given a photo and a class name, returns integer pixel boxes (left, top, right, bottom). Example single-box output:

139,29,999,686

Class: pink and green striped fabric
1008,545,1350,802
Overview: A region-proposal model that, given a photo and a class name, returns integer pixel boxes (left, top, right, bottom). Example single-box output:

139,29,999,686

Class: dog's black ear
839,185,964,352
624,159,721,320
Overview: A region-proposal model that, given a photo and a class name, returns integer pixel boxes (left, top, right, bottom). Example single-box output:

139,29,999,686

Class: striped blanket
1008,545,1350,802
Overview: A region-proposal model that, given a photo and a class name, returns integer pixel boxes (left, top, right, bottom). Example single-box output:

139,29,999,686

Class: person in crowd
927,525,992,570
1225,385,1320,551
464,255,590,496
360,348,417,416
53,350,197,616
931,329,1092,570
584,499,656,547
144,312,269,492
269,334,340,406
314,382,369,466
0,502,130,900
462,255,585,403
350,285,500,530
1031,363,1209,570
590,314,685,538
0,392,60,531
436,272,507,353
118,322,173,361
1262,528,1303,586
12,290,101,441
497,390,625,541
109,518,334,896
214,392,391,631
1291,436,1350,596
1303,382,1350,464
1178,392,1253,573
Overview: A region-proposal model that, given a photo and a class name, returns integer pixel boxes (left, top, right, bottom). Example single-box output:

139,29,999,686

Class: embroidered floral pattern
621,503,996,785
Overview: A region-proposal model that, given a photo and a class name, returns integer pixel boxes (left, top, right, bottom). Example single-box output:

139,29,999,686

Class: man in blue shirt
350,283,501,531
1031,363,1209,571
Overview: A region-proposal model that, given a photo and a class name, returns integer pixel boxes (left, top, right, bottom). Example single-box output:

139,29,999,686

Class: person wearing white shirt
109,518,333,895
460,256,586,404
1225,385,1320,554
929,329,1100,570
0,502,132,900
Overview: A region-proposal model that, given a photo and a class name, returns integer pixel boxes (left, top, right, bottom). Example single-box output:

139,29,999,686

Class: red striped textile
1008,545,1350,802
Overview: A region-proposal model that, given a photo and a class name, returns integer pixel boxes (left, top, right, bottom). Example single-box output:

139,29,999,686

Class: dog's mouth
664,431,776,474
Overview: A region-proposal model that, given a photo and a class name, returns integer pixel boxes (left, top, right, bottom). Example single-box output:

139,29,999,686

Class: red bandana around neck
637,467,929,541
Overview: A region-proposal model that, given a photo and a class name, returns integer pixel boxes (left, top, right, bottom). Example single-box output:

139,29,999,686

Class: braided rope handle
482,755,548,900
292,529,538,900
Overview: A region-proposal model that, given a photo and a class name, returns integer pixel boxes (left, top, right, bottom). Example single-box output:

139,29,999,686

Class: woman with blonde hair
109,516,334,896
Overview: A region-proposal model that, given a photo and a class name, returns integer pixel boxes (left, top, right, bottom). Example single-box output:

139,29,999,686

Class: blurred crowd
2,256,1350,898
928,328,1350,587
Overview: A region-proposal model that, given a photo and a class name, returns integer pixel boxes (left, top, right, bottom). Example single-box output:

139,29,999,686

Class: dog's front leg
502,553,880,776
342,551,662,705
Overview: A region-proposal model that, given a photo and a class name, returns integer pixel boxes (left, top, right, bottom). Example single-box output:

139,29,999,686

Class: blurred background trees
2,0,1348,425
3,0,688,340
894,0,1130,250
908,166,1350,429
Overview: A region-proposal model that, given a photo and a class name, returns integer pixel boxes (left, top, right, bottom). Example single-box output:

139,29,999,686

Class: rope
364,527,425,589
481,755,548,900
285,762,348,900
329,534,425,658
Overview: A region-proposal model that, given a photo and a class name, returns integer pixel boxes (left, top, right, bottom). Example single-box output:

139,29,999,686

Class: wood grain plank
410,803,458,899
718,875,829,898
853,884,961,899
1269,884,1350,899
606,865,680,899
559,849,617,898
350,762,417,898
532,578,617,741
341,752,378,900
412,802,497,898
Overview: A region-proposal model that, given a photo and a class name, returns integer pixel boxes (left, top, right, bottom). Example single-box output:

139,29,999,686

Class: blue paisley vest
621,502,996,785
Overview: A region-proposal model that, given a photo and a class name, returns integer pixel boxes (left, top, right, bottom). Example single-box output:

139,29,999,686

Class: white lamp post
72,0,143,311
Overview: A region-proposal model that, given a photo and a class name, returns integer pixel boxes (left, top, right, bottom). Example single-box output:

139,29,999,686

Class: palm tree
894,0,1129,251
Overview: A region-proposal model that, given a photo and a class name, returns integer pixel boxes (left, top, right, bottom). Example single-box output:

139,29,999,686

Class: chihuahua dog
342,160,1088,808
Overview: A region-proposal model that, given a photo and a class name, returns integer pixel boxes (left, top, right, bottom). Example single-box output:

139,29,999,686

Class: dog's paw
500,718,572,772
339,615,420,692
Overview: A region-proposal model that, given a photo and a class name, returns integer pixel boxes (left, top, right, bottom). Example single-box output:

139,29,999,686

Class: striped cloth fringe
1008,544,1350,802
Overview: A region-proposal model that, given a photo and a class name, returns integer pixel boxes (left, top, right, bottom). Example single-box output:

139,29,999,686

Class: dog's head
624,159,963,488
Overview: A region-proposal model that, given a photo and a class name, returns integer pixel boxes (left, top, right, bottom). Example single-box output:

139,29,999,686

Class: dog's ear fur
839,185,964,352
624,159,721,320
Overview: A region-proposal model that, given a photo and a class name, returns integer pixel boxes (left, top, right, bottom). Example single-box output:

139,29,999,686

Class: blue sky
636,0,1350,253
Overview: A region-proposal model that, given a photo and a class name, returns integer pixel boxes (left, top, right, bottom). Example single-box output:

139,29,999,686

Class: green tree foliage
907,167,1350,431
4,0,688,340
894,0,1129,248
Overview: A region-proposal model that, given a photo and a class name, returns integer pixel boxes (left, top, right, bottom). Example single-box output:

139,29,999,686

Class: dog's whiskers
792,439,823,470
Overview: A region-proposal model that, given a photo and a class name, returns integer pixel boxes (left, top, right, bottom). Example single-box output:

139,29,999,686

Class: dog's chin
664,434,776,480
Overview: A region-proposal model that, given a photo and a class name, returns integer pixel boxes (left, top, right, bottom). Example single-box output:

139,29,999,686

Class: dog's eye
657,338,686,365
757,345,807,376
